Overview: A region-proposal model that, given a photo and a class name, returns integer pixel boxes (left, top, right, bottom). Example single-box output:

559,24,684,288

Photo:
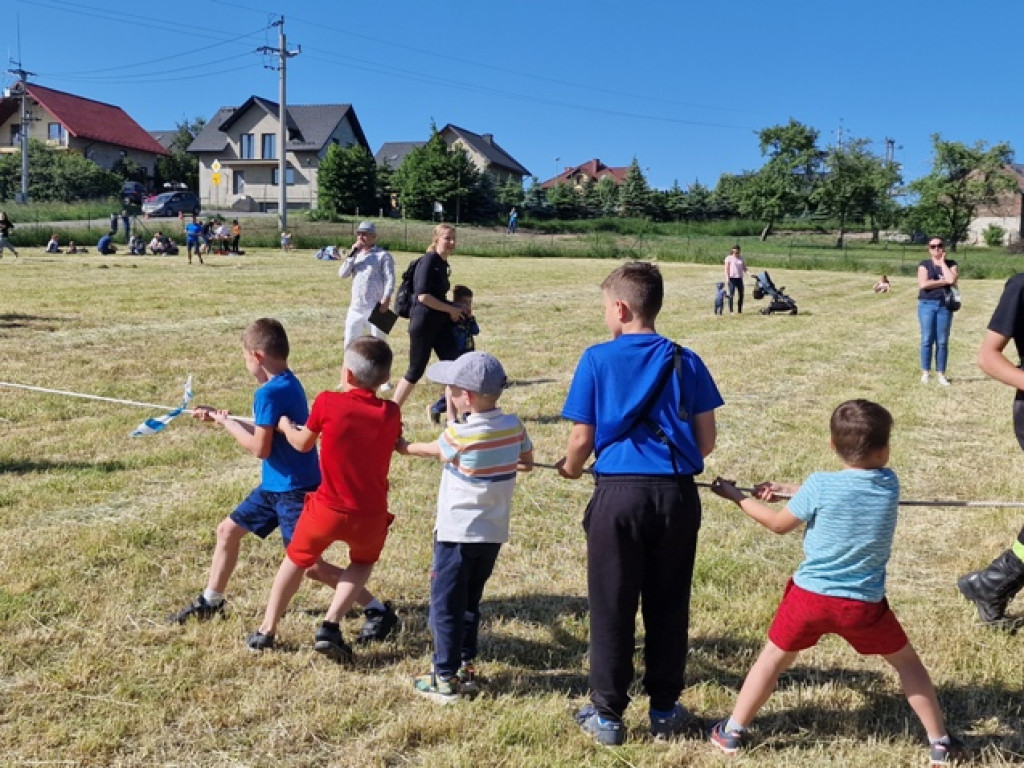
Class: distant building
967,164,1024,245
0,81,169,179
188,95,370,212
540,158,629,190
376,124,530,186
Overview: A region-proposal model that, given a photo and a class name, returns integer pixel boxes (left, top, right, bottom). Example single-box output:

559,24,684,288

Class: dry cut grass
1,249,1022,767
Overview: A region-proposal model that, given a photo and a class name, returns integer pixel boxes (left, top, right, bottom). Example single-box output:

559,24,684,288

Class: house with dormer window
188,96,370,212
0,81,168,178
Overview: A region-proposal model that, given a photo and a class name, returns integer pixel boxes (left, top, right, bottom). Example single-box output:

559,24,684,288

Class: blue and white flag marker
131,376,194,437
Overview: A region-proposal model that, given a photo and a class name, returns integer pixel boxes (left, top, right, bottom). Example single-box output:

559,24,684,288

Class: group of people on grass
162,220,1024,765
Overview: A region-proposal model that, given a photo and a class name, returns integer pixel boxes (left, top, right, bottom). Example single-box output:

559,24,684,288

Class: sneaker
921,372,930,384
379,381,393,393
709,719,744,756
650,702,692,741
313,625,354,664
426,403,441,425
413,672,461,704
937,374,950,387
170,595,225,624
930,735,966,767
356,602,399,644
456,662,482,698
246,631,274,651
575,704,626,746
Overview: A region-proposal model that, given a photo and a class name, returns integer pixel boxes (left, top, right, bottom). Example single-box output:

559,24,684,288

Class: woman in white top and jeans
724,245,748,313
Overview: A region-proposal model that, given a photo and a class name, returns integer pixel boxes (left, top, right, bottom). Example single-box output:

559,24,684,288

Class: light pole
554,157,560,179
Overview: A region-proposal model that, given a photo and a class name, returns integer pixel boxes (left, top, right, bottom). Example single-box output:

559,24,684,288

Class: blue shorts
229,485,318,545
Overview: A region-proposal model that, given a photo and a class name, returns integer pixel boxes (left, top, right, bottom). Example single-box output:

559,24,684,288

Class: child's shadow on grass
0,312,73,330
0,457,130,474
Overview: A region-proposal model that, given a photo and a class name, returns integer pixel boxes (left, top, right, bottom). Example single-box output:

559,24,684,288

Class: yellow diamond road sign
211,172,222,186
211,160,221,172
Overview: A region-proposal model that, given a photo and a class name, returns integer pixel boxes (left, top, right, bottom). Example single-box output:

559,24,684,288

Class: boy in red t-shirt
246,337,403,662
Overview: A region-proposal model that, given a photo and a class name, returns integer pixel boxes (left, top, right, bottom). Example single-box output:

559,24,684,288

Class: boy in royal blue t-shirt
557,262,724,745
170,319,395,641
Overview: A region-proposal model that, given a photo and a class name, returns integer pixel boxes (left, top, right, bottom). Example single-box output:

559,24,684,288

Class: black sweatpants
583,474,701,719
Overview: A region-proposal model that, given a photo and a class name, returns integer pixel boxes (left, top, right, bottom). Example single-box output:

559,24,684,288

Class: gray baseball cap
427,351,507,396
356,221,376,233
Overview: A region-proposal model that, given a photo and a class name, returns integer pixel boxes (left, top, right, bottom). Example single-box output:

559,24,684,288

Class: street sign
211,172,222,186
211,160,222,172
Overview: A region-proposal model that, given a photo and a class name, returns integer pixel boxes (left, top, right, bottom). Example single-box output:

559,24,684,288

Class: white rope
0,381,254,424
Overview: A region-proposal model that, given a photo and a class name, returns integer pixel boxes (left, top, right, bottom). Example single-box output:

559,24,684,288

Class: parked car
121,181,149,206
142,190,201,217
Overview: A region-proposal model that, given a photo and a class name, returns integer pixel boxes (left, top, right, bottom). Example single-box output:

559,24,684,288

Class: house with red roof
540,158,629,190
0,81,169,178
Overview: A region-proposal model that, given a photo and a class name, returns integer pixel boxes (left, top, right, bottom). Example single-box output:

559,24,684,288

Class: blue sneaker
709,719,744,756
575,704,626,746
649,702,692,741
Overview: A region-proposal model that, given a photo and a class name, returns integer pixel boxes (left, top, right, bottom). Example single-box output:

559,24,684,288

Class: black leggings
404,310,458,383
728,277,744,313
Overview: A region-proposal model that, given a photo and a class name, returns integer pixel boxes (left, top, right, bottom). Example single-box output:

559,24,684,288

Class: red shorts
768,578,908,655
286,493,394,568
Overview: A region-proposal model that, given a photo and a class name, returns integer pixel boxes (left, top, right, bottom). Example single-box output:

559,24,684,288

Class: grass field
1,247,1022,767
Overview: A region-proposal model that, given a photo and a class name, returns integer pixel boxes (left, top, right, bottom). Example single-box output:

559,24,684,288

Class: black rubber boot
957,549,1024,624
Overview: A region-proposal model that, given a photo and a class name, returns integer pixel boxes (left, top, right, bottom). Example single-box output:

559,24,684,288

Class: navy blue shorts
229,485,317,545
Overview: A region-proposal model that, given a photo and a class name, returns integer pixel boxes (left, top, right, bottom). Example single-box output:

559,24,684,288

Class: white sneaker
379,381,393,393
920,372,930,384
937,374,950,387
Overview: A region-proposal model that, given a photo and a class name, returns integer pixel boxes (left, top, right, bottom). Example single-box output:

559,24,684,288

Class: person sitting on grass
46,234,61,253
709,399,965,767
66,240,82,254
397,352,533,703
97,230,117,255
171,319,398,644
246,337,403,661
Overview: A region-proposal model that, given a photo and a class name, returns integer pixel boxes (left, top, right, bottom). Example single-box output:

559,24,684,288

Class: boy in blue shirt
171,318,396,642
185,216,203,265
557,261,723,744
710,400,964,767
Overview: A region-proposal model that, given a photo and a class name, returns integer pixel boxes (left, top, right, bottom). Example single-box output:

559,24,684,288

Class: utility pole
6,64,35,203
258,17,300,231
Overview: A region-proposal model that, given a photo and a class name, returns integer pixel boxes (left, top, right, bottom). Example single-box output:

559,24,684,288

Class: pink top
725,253,747,279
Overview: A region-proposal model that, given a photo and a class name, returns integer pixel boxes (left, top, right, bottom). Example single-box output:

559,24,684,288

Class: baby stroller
751,271,798,315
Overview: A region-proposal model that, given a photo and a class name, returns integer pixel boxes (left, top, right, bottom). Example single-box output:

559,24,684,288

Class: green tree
317,143,378,216
906,135,1015,250
522,176,551,219
733,119,822,239
618,158,651,218
392,125,489,222
497,177,525,211
812,138,900,248
546,181,581,220
155,117,205,191
0,140,119,202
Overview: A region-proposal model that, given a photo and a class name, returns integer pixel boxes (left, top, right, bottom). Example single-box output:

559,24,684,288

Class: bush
983,224,1006,248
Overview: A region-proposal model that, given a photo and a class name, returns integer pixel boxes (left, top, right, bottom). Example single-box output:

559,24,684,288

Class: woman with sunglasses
917,239,959,386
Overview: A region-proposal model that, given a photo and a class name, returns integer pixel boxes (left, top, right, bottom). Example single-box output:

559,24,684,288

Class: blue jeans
429,540,501,678
918,299,952,373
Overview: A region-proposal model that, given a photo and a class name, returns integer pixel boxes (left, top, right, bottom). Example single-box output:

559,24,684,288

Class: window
233,170,246,195
47,123,66,143
261,133,276,159
240,133,255,159
10,124,21,145
271,166,295,186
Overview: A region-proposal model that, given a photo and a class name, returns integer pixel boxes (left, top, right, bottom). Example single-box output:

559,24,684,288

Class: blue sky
4,0,1022,191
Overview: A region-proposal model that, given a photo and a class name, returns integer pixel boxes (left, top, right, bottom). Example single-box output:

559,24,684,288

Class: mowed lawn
1,248,1022,767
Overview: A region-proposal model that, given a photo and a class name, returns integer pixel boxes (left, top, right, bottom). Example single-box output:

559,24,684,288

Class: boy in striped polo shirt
398,351,533,702
709,400,964,767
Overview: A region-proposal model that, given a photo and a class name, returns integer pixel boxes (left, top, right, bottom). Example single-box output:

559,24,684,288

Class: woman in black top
916,238,958,386
0,211,18,258
392,223,465,408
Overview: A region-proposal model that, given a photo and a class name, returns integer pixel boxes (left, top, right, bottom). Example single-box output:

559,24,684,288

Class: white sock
364,598,386,612
202,588,224,605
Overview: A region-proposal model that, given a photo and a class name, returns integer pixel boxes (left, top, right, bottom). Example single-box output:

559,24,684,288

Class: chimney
482,133,494,145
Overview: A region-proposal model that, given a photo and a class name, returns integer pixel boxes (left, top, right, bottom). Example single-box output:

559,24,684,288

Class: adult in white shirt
339,221,396,389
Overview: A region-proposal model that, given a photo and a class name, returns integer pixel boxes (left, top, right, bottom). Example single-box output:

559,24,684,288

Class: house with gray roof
375,125,529,187
188,96,369,212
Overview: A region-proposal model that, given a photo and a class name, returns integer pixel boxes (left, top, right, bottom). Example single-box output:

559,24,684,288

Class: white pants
344,306,388,349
